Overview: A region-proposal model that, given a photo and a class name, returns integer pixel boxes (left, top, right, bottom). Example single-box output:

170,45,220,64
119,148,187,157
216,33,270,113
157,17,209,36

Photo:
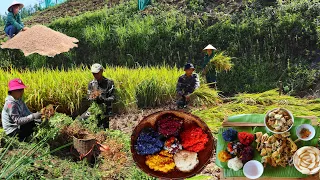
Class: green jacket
202,53,217,83
4,12,24,31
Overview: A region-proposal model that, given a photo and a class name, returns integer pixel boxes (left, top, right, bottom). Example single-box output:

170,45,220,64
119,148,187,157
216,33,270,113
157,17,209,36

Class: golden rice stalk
190,84,221,106
209,52,234,72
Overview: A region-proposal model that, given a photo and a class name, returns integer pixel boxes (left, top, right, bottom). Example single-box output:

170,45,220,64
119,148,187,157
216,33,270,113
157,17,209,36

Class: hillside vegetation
1,0,319,95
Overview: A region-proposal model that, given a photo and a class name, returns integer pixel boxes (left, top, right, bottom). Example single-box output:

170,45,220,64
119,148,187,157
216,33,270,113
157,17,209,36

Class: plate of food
217,113,320,178
264,108,294,134
296,124,316,141
293,146,320,175
216,128,256,172
130,110,214,179
255,131,298,167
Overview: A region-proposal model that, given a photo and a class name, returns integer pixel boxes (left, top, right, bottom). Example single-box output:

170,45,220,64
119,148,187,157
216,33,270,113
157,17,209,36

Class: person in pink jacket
1,78,41,141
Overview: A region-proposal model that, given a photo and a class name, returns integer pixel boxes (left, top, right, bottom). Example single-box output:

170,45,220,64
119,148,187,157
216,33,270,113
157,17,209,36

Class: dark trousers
97,114,110,129
8,121,36,141
5,25,19,38
177,95,188,108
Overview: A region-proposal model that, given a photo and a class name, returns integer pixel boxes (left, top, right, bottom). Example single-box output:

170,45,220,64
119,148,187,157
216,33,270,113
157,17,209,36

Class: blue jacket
4,12,24,31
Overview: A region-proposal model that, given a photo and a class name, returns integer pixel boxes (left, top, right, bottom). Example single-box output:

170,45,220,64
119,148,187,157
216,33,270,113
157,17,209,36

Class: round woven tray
130,110,214,179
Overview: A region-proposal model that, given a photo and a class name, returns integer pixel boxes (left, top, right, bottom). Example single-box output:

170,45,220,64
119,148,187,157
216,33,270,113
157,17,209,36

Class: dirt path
110,104,178,134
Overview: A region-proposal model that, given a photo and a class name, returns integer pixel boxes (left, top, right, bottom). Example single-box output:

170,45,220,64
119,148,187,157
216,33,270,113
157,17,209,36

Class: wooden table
220,116,319,180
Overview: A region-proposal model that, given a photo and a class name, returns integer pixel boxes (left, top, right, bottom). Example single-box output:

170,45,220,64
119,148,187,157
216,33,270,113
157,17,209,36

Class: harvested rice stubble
1,25,78,57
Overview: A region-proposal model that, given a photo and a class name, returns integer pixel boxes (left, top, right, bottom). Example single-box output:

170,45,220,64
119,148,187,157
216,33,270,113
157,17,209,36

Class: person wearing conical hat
201,44,217,88
4,0,28,39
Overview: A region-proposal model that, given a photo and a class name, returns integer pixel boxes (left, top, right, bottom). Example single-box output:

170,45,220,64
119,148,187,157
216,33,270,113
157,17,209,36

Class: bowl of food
293,146,320,175
243,160,264,179
130,110,214,179
296,124,315,141
264,108,294,134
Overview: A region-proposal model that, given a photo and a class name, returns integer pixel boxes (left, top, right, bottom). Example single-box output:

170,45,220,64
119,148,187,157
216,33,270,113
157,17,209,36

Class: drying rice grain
1,25,78,57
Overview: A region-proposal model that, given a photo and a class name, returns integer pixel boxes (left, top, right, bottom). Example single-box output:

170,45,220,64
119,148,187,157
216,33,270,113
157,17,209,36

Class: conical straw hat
8,0,24,11
203,44,217,51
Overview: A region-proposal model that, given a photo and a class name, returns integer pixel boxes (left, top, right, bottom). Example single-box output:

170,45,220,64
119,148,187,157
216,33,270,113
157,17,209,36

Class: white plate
296,124,315,141
264,108,294,134
293,146,320,175
243,160,264,179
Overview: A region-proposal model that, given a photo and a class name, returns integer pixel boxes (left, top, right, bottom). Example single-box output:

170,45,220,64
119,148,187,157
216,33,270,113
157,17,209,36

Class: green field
0,66,183,114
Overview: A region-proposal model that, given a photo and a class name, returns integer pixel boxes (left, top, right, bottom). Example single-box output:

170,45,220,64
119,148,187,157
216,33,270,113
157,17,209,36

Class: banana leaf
216,114,319,178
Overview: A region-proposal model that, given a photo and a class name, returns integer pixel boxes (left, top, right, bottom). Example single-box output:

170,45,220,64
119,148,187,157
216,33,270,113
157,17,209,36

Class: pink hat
8,78,26,91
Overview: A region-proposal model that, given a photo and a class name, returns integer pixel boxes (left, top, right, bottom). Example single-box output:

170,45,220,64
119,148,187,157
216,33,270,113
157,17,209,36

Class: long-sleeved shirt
87,77,115,107
202,53,217,83
176,73,200,96
4,12,24,31
1,95,33,135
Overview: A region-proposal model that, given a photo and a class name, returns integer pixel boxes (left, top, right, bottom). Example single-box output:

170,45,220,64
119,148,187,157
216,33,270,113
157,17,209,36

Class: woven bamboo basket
73,133,96,156
131,110,214,179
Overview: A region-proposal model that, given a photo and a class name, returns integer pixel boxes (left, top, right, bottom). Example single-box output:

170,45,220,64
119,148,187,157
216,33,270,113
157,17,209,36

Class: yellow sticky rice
145,150,175,173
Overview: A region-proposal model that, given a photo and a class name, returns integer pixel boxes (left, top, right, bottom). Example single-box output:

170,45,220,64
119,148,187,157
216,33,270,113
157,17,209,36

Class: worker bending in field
80,63,115,129
4,1,28,39
176,63,200,109
1,78,41,141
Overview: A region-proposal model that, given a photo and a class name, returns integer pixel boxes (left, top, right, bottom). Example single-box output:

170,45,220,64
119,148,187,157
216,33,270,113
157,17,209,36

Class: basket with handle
130,110,214,179
73,133,96,160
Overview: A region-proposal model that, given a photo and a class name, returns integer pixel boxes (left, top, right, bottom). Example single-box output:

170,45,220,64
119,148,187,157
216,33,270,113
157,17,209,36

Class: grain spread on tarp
1,25,78,57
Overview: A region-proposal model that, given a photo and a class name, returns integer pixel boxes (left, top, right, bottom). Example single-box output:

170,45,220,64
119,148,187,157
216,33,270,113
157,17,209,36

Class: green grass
193,89,320,133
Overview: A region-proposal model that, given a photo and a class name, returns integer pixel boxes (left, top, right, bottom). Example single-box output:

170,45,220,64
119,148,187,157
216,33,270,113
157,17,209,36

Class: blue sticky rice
135,128,165,155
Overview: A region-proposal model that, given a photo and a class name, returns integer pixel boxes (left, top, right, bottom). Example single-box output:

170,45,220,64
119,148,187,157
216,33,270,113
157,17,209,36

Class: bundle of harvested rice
208,52,233,72
40,104,55,121
1,25,78,57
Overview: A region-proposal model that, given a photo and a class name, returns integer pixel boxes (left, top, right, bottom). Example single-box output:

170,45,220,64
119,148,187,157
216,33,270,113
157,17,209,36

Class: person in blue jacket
4,1,28,39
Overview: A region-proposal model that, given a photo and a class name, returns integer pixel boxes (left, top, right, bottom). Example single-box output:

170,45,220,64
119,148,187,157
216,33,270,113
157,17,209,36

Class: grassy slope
0,0,107,39
24,0,107,26
1,0,319,95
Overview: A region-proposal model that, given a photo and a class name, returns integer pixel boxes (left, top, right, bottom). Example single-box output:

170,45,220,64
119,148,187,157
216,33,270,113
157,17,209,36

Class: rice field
0,66,192,114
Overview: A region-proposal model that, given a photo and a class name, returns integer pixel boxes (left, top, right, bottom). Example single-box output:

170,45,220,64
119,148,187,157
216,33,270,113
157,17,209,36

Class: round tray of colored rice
130,110,214,179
